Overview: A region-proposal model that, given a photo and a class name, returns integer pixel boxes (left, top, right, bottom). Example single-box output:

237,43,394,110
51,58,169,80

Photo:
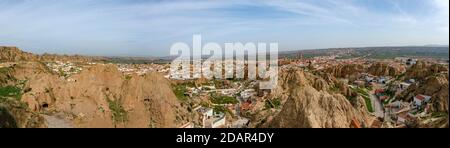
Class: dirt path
44,114,73,128
369,84,385,118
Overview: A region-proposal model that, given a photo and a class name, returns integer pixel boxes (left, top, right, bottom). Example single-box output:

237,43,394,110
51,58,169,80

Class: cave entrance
143,97,152,106
42,103,49,111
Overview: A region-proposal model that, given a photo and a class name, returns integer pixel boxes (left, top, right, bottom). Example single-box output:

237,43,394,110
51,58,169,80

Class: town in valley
1,46,448,128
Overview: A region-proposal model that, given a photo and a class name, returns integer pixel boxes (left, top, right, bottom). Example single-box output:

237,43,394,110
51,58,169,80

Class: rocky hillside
1,64,47,128
0,46,38,62
1,47,189,128
404,61,448,80
8,63,189,128
39,53,102,63
0,99,47,128
262,67,371,128
368,62,405,77
323,64,365,78
398,73,449,113
1,46,102,62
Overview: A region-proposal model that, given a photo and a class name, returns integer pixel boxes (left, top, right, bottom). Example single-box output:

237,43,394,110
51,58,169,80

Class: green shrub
210,93,238,104
125,75,132,80
431,112,448,118
351,87,374,113
0,67,10,74
362,95,374,113
346,96,357,105
265,98,281,109
213,105,233,116
172,84,188,102
106,97,127,126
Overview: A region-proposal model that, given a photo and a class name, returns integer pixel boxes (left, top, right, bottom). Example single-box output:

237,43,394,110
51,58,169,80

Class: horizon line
3,44,448,58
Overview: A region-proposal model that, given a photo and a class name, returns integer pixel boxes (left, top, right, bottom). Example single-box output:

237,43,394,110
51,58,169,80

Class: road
369,93,384,118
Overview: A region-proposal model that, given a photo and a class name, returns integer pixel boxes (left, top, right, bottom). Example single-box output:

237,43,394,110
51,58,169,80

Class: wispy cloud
0,0,447,56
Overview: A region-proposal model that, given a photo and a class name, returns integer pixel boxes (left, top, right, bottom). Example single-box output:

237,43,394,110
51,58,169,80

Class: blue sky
0,0,448,56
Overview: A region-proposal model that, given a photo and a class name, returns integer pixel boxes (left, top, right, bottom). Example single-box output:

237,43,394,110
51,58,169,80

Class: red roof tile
415,95,425,101
398,113,408,119
375,89,385,94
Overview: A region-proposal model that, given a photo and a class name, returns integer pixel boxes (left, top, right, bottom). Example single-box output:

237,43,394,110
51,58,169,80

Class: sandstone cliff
262,67,371,128
0,99,47,128
323,64,365,78
1,46,101,62
398,73,449,113
323,62,405,79
0,46,38,62
39,53,101,62
1,47,188,128
1,63,47,128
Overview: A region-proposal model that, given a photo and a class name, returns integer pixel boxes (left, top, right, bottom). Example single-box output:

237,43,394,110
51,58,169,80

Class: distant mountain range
280,46,449,60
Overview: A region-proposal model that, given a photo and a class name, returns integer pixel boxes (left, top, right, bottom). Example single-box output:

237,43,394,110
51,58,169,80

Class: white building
413,95,431,107
188,87,201,94
397,112,408,124
378,76,389,84
388,101,402,108
406,59,417,65
196,107,213,128
211,112,226,128
241,89,256,100
179,122,194,128
218,89,236,96
231,117,250,128
365,76,374,83
399,82,411,91
202,85,216,91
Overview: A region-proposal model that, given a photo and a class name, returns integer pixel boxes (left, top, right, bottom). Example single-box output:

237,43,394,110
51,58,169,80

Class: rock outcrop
1,47,188,128
405,61,448,80
10,62,189,128
368,62,405,77
323,62,406,79
1,62,47,128
323,64,365,78
397,61,449,113
0,99,47,128
263,67,371,128
1,46,102,63
398,73,449,113
0,46,38,62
